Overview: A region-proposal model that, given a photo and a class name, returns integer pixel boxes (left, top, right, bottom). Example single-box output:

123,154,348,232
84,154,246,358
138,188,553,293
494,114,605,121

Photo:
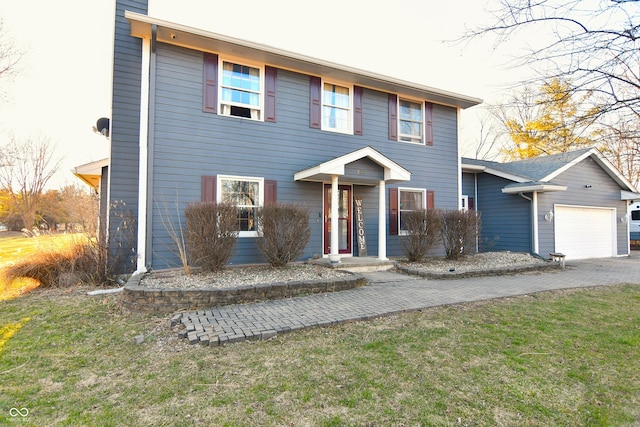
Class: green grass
1,284,639,425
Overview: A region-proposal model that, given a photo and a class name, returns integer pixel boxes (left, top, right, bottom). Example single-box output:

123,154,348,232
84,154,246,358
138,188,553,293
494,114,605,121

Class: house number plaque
354,196,367,256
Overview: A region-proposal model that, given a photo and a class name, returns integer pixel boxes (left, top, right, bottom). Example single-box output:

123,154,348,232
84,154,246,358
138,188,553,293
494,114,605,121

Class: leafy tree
499,79,597,160
37,189,64,230
0,136,62,229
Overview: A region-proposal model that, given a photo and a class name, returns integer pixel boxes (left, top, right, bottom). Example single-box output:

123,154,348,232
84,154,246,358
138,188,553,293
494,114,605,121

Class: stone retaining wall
122,273,366,314
395,261,562,279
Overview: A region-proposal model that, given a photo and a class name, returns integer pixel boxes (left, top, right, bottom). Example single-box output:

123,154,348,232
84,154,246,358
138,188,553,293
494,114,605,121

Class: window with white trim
322,81,352,133
398,98,423,144
399,188,426,234
218,175,264,237
220,59,263,120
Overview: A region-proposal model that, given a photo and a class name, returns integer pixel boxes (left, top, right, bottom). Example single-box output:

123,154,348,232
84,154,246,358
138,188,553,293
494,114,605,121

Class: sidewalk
176,255,640,346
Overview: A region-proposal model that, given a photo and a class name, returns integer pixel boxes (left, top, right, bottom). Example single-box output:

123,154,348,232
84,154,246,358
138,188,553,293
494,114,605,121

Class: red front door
323,184,352,255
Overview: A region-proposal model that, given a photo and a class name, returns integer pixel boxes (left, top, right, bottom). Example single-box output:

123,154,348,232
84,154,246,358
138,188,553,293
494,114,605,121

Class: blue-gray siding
461,172,476,204
109,0,147,270
474,174,532,253
146,43,461,269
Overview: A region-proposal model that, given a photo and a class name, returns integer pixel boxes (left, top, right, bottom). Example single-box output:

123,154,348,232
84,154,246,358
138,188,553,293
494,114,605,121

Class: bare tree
0,135,62,229
461,107,508,160
465,0,640,121
0,18,22,99
598,112,640,188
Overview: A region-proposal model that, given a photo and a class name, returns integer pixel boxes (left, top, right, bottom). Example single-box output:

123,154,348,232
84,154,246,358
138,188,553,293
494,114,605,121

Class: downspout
145,25,157,272
518,191,539,254
135,25,154,275
474,173,479,252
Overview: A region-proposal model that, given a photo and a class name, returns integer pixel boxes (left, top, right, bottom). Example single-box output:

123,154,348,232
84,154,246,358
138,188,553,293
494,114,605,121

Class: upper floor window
388,94,433,145
218,175,264,237
322,82,352,133
220,60,263,120
398,99,423,144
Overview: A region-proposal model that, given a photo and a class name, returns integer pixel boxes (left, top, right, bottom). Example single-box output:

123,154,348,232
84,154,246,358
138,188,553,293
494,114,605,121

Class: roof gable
462,148,638,193
294,146,411,185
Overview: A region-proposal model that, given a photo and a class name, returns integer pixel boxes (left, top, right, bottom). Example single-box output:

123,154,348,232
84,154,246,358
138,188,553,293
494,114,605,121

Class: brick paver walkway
176,256,640,346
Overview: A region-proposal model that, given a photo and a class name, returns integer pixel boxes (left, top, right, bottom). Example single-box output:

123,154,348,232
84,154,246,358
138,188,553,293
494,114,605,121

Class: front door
324,184,352,255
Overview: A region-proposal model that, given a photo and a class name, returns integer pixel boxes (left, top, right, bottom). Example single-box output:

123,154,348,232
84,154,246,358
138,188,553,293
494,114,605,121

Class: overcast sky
0,0,531,189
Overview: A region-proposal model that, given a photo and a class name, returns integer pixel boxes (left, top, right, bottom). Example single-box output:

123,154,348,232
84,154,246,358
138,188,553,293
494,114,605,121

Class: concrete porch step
309,257,397,273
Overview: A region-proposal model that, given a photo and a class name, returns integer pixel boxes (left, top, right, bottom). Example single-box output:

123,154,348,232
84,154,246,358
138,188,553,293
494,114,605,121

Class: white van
630,203,640,241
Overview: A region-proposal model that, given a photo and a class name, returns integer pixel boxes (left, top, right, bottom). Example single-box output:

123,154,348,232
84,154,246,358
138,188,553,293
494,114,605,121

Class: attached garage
463,148,640,261
554,205,615,260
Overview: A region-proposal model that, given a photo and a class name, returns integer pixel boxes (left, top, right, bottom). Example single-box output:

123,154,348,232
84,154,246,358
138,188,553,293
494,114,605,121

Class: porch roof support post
330,175,340,262
378,179,388,260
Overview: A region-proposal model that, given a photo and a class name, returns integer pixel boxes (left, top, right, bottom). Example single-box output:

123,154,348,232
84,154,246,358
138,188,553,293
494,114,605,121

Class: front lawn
1,284,639,426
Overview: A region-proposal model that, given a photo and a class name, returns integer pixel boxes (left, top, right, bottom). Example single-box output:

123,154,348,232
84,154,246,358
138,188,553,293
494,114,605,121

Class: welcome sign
354,196,367,256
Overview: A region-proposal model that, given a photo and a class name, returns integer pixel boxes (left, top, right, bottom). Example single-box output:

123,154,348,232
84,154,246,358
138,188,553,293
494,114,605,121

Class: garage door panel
554,206,614,260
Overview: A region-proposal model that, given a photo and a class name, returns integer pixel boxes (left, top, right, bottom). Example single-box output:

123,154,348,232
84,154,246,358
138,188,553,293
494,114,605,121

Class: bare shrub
399,208,442,262
256,204,311,267
156,196,190,275
440,210,482,260
185,202,238,272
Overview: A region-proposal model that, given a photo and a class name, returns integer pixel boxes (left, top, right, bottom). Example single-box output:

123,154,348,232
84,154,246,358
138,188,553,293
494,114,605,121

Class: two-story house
104,0,482,273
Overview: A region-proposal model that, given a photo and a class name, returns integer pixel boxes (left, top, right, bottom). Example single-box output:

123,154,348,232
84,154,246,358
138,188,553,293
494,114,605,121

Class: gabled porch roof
294,146,411,185
73,158,109,190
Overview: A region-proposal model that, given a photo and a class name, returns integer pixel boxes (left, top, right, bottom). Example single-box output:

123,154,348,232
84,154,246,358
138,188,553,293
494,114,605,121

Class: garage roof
462,147,640,195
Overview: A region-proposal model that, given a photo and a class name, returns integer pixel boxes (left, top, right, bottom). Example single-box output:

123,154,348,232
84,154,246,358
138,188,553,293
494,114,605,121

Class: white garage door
554,206,615,260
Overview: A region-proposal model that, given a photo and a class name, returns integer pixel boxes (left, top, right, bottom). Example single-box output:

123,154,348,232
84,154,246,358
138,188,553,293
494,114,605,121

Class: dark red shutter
425,102,433,146
203,53,218,113
354,85,363,135
202,176,217,202
310,76,321,129
468,197,475,211
264,180,277,206
265,66,277,122
427,190,435,210
388,94,398,140
389,187,398,235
